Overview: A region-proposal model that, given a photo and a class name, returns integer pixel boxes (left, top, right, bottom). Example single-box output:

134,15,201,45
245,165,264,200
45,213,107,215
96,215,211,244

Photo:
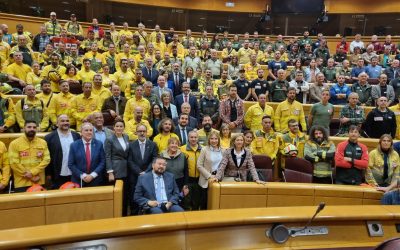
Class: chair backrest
252,155,273,170
283,157,314,183
252,155,274,182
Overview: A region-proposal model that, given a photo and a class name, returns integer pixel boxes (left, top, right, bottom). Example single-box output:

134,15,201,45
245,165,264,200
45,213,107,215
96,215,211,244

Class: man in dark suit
45,114,80,189
128,124,158,215
141,57,159,86
174,113,193,145
134,156,184,214
152,75,174,103
174,82,200,120
168,63,185,96
101,84,127,119
68,122,106,187
173,102,198,128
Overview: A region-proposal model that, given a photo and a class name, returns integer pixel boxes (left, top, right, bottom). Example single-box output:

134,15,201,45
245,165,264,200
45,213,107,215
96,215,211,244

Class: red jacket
88,26,104,39
335,140,368,169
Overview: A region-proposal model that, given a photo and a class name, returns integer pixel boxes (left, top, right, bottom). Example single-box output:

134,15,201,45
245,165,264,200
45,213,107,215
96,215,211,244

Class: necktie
184,95,188,103
114,97,119,115
175,73,179,87
181,128,187,145
140,143,145,159
155,176,163,203
85,143,91,174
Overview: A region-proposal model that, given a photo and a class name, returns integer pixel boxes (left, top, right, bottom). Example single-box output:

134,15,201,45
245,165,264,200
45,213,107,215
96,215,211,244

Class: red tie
184,95,188,103
85,143,91,174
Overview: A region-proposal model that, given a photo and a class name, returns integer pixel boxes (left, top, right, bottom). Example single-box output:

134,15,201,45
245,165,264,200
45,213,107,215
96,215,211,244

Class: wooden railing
0,180,123,230
0,205,399,249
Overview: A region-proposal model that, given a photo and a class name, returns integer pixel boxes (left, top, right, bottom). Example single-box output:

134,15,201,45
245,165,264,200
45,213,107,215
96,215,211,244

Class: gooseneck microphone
267,202,326,244
290,202,326,235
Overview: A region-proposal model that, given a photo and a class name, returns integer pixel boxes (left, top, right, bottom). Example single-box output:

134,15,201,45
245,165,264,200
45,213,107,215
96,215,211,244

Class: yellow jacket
251,130,281,160
244,103,274,132
36,92,53,107
243,63,261,81
115,52,136,71
5,63,32,82
389,104,400,139
153,133,179,152
113,70,134,91
125,119,153,141
71,94,101,129
366,148,400,187
15,97,49,131
221,137,231,149
237,47,254,64
77,69,96,83
180,144,201,178
47,92,76,125
92,86,112,104
124,97,150,123
40,64,66,92
274,100,307,133
0,94,16,128
149,31,165,43
281,131,306,158
26,71,43,87
0,41,10,67
8,135,50,188
0,141,10,186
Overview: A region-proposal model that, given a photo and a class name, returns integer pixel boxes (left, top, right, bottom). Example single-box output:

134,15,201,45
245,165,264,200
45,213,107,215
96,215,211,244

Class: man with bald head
91,112,113,144
152,75,174,102
173,102,198,129
68,122,106,187
125,106,153,141
45,114,80,189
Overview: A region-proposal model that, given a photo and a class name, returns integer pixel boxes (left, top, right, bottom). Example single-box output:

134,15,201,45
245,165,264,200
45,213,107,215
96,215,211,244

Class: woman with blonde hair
219,123,231,149
366,134,400,193
211,134,265,184
197,131,223,209
160,137,188,191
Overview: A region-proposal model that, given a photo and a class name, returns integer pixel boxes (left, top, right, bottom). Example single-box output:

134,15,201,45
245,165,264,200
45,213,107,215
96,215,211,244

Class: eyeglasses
137,130,146,133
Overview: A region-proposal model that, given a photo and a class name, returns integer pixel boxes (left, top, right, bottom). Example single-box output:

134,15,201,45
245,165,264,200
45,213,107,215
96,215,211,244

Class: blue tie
155,176,163,203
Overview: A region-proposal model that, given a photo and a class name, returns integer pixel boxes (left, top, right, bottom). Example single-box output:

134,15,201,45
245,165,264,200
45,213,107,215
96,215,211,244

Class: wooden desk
0,205,399,249
0,180,123,230
208,182,383,210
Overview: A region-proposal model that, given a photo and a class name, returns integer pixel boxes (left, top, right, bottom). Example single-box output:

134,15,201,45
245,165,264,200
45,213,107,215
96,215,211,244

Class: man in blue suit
134,157,184,214
142,57,159,86
68,122,106,187
174,82,200,120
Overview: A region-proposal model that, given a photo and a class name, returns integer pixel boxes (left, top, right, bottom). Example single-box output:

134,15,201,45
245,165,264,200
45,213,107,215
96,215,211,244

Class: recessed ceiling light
64,9,71,13
61,1,69,4
200,17,206,20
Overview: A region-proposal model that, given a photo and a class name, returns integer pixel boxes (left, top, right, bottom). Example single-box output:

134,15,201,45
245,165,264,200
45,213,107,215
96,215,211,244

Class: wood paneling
325,0,400,14
102,0,269,13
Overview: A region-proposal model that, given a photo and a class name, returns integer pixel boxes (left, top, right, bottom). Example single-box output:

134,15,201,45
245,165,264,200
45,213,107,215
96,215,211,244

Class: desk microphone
267,202,326,244
290,202,326,235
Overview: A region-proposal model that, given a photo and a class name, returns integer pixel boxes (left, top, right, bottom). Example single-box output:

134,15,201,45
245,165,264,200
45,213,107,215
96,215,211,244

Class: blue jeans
381,190,400,205
148,204,184,214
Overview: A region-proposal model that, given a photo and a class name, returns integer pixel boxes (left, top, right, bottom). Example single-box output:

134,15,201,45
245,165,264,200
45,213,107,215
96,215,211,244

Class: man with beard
71,82,101,130
274,87,307,133
8,120,50,192
41,53,66,93
128,124,158,215
45,115,80,189
304,125,336,183
335,125,369,185
197,115,218,146
134,156,184,214
15,85,49,132
36,80,54,107
125,106,153,141
251,115,280,161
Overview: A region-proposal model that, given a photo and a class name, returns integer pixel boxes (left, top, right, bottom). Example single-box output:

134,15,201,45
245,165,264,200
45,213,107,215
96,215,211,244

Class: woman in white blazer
197,131,223,209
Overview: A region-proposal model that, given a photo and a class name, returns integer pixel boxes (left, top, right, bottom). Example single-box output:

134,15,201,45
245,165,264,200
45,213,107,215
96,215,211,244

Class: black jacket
364,108,397,139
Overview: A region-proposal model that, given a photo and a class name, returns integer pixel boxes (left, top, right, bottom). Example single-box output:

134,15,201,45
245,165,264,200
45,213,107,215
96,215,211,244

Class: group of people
1,13,400,213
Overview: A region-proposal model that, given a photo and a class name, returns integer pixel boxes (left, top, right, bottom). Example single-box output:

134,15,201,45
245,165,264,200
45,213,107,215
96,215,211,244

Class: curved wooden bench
0,180,123,230
207,182,383,210
0,205,399,249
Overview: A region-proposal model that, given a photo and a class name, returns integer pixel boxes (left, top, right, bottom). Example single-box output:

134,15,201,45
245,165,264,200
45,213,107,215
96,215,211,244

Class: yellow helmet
0,83,13,94
48,70,61,83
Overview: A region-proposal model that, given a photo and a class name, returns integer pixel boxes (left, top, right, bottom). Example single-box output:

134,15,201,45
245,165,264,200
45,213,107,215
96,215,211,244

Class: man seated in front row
134,157,184,214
